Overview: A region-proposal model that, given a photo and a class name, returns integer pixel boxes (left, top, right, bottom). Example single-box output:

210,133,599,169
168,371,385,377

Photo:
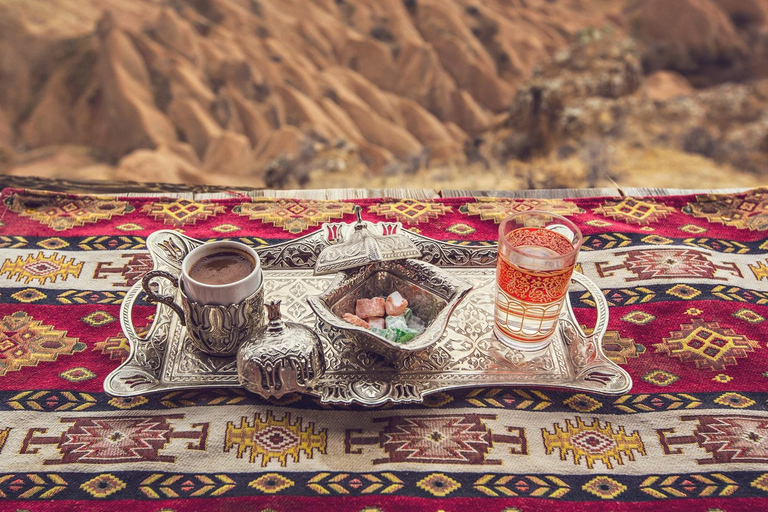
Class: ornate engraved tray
105,226,632,405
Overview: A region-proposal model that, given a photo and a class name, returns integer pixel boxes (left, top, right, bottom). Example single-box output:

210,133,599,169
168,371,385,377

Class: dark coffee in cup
189,250,255,285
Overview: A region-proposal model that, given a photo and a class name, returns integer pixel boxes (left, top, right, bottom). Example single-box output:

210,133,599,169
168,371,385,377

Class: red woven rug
0,187,767,511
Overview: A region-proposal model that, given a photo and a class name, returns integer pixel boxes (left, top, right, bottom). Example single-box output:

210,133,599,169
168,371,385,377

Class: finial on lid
313,206,421,275
266,300,282,322
354,205,364,230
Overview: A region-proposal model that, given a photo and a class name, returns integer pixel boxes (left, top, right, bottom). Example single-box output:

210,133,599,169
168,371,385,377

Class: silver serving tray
105,227,632,405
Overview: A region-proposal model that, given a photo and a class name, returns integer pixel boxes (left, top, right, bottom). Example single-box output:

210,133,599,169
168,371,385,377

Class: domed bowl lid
314,206,421,275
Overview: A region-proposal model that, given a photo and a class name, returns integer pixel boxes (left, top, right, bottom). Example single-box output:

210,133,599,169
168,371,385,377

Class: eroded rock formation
1,0,767,189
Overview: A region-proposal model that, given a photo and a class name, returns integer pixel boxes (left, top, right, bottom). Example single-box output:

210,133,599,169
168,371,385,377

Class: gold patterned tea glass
494,210,583,351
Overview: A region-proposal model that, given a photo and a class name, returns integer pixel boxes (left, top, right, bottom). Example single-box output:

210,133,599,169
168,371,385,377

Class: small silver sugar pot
237,300,325,398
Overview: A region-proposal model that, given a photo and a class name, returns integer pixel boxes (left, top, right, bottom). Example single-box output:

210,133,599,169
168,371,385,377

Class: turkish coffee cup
142,241,265,356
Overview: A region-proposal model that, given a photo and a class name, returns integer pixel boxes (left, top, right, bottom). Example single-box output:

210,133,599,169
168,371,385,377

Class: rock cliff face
477,29,768,189
1,0,767,189
627,0,768,86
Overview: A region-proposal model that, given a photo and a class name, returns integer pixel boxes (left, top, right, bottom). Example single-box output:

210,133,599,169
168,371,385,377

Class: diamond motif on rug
80,474,127,498
369,199,451,225
422,392,454,408
82,311,116,327
641,234,673,245
461,198,583,224
714,392,756,409
416,473,461,497
642,369,680,387
655,319,760,371
211,223,241,233
115,223,144,232
733,308,765,324
594,197,675,225
1,251,83,285
10,288,47,303
666,284,701,300
0,311,84,375
6,192,134,231
542,416,645,469
108,395,149,410
564,394,603,413
583,476,627,499
235,199,354,234
37,237,70,250
446,223,476,236
685,189,768,231
60,367,97,382
225,410,327,466
249,473,294,494
680,223,707,234
142,199,225,226
621,311,655,325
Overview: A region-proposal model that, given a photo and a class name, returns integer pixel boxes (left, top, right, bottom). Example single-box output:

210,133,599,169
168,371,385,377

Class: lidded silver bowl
237,300,325,398
308,207,473,360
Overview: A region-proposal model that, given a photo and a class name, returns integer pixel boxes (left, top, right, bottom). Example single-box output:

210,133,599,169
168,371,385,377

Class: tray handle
139,270,186,329
567,272,609,341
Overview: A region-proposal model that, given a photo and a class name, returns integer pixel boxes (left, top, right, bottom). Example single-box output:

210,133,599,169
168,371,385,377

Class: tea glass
142,241,264,356
494,211,583,351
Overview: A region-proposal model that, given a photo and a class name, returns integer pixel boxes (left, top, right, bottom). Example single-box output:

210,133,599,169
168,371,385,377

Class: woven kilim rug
0,187,767,512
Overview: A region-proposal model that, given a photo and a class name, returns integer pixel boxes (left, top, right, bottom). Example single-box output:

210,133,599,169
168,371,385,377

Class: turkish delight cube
368,317,386,330
386,315,408,331
343,313,370,329
356,297,386,319
385,291,408,316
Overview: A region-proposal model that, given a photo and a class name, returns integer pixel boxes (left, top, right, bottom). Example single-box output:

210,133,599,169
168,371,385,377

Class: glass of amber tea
494,210,583,351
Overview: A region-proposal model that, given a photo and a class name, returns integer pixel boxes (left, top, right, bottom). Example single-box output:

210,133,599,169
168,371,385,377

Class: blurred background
1,0,767,190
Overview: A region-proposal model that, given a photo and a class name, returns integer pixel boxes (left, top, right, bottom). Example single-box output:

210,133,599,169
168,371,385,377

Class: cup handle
141,270,186,326
567,272,608,341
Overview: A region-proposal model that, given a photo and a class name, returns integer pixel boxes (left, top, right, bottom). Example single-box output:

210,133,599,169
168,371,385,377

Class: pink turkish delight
356,297,386,319
385,291,408,316
343,313,370,328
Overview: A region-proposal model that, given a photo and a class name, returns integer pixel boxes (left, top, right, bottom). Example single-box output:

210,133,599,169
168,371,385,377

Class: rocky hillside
1,0,767,190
